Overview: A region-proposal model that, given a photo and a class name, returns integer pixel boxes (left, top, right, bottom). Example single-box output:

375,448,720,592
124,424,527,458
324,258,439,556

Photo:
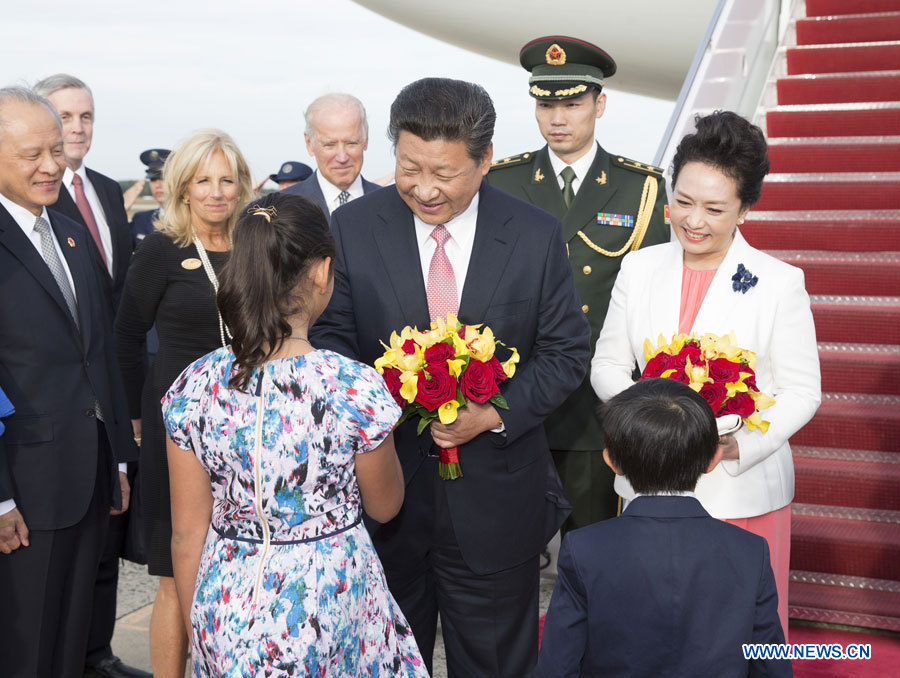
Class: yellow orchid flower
501,346,520,378
451,332,470,357
685,356,712,392
412,327,441,349
438,400,460,424
745,411,770,433
751,390,776,411
399,370,418,403
725,380,750,398
467,326,496,361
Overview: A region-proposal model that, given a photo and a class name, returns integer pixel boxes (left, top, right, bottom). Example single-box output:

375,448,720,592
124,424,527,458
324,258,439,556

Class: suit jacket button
582,304,589,313
85,408,96,417
582,265,592,275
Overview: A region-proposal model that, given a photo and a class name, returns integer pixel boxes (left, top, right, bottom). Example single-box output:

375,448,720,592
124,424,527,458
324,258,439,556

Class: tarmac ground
111,556,559,677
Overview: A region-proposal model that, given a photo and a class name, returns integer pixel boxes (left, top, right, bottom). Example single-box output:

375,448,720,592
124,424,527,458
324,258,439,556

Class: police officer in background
487,36,670,533
129,148,169,247
271,160,313,190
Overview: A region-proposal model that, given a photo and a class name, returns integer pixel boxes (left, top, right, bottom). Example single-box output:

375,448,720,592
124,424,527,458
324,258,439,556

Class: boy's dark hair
600,378,719,494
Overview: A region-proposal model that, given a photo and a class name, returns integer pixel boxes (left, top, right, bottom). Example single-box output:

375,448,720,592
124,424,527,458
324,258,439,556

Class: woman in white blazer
591,111,821,635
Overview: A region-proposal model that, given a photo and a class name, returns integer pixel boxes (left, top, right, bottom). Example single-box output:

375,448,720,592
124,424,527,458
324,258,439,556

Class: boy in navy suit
537,378,790,677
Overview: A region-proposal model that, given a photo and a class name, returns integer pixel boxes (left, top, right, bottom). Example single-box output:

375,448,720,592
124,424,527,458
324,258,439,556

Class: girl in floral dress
162,193,427,677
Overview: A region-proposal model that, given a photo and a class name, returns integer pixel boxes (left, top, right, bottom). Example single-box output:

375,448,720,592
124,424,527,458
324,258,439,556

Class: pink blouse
678,265,717,334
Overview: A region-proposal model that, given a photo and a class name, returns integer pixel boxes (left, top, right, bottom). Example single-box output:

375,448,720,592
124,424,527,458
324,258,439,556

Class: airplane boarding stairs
745,0,900,631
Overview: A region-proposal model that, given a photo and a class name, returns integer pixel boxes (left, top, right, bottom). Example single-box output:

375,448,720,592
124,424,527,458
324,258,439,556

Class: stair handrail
653,0,787,181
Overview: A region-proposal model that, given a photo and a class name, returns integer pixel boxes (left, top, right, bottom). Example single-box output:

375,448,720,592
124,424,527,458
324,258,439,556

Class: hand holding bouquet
641,331,775,432
375,313,519,479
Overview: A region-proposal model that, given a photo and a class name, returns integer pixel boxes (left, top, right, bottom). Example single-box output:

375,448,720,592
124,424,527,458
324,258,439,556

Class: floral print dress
162,348,427,677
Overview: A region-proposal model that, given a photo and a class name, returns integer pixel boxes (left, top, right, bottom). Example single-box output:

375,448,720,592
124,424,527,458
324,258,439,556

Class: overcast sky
2,0,675,183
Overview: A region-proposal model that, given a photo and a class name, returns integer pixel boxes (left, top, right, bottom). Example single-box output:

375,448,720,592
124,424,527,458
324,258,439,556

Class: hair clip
247,205,278,222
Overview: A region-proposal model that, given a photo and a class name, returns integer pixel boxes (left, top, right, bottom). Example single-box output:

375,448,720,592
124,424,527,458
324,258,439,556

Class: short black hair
671,110,770,209
387,77,495,161
600,379,719,494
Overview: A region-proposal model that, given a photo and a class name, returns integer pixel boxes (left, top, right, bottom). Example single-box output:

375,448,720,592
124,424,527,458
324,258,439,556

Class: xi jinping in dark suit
311,78,591,677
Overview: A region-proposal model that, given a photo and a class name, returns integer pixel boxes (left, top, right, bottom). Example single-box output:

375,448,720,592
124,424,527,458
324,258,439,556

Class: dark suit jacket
0,206,137,530
51,168,132,312
282,170,381,224
310,182,591,574
537,496,790,678
487,144,670,451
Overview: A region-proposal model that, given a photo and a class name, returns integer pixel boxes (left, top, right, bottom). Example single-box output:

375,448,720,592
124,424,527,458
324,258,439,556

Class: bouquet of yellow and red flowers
641,331,775,432
374,313,519,479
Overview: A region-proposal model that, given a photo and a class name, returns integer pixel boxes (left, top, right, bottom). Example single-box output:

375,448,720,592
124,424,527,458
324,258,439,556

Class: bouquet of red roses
374,313,519,479
641,331,775,432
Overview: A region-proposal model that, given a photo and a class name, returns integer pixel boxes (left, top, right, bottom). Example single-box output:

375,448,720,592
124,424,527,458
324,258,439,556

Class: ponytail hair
217,193,335,391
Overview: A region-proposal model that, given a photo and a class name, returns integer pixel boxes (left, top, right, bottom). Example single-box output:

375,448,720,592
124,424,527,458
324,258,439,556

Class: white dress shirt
316,172,364,215
63,166,114,276
0,193,77,300
414,193,479,303
548,142,598,196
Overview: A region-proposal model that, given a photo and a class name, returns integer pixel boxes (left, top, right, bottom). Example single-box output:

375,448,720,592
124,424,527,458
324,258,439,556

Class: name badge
597,212,634,228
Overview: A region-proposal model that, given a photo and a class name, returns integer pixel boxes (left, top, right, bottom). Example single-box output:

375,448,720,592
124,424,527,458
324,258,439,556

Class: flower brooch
732,263,759,294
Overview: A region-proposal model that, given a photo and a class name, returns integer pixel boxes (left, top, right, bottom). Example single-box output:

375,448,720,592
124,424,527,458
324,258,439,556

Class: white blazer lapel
691,229,753,335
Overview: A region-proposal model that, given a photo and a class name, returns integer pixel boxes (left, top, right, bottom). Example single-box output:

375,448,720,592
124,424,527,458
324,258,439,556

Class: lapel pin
595,171,607,185
534,168,545,183
181,258,202,270
67,237,75,247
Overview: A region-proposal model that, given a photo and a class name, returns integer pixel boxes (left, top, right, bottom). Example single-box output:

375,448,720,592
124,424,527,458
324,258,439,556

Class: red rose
460,359,500,404
487,356,507,384
698,382,728,415
641,352,678,379
382,367,406,409
707,358,741,385
679,343,702,363
719,391,756,418
402,339,417,354
414,366,458,411
424,341,456,367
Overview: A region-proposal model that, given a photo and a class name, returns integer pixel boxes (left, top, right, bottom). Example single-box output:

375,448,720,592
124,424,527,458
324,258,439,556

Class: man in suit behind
283,92,380,221
34,74,132,312
487,37,671,533
537,378,790,677
311,77,591,677
34,74,150,678
0,86,137,678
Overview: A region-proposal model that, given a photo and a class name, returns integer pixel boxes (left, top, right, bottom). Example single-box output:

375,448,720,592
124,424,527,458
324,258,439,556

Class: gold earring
183,198,190,205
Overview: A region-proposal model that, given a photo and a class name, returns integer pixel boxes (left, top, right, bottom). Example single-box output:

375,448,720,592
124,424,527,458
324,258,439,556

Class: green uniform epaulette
613,155,663,176
489,152,536,170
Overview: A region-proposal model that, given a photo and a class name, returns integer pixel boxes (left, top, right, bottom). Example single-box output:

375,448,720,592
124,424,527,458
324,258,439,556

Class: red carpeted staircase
746,0,900,634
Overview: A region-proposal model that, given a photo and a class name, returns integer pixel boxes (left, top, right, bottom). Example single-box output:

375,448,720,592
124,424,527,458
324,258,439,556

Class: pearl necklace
193,236,232,348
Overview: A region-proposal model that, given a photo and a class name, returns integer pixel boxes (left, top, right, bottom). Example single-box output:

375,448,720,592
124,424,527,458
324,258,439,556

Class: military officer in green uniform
487,36,670,532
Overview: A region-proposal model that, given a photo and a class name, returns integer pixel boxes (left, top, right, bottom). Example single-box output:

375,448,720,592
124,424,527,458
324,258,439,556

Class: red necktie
426,224,458,322
71,173,107,266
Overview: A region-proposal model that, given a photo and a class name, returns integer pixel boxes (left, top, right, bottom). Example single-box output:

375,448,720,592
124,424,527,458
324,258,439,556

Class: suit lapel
691,229,751,334
0,207,83,341
372,190,430,329
522,147,566,220
650,240,683,337
52,183,83,226
459,184,518,323
562,145,618,241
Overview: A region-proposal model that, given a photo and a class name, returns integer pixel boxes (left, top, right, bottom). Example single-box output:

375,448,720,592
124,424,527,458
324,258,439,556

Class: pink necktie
426,224,458,322
71,174,106,266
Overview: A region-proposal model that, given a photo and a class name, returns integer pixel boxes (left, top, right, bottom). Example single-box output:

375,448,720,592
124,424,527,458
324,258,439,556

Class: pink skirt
725,504,791,640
